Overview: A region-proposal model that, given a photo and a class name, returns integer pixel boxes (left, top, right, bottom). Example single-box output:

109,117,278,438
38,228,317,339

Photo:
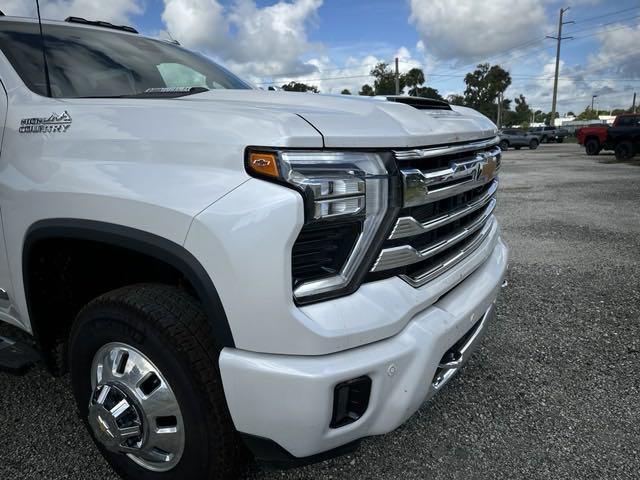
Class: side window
617,117,632,127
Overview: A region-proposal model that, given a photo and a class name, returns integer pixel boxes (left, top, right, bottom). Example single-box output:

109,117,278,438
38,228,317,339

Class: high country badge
19,111,72,133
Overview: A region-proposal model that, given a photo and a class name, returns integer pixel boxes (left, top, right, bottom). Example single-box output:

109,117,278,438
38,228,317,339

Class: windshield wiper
81,86,210,99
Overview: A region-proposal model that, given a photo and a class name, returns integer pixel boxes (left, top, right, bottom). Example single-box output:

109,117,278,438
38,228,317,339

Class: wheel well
23,220,234,374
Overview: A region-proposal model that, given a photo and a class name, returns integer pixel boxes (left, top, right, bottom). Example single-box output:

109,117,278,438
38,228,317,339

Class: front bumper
219,238,508,459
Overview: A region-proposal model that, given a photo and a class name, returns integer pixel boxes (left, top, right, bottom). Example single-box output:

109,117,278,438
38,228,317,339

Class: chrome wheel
89,342,185,472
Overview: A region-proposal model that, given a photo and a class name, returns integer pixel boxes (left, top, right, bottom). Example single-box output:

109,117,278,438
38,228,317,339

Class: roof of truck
0,14,140,37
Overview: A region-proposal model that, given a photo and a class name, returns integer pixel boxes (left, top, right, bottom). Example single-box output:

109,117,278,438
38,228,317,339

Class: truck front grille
368,137,500,288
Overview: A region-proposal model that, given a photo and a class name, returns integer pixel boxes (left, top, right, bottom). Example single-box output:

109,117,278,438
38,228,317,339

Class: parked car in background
608,116,640,160
530,126,567,143
499,129,540,150
577,114,640,156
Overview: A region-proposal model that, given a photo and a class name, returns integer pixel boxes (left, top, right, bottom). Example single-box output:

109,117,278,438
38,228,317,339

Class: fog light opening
330,376,372,429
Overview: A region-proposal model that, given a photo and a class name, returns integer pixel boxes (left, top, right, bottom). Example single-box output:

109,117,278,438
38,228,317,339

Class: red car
577,114,640,155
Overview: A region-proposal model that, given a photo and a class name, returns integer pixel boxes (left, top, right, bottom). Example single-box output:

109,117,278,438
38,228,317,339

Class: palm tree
404,68,425,96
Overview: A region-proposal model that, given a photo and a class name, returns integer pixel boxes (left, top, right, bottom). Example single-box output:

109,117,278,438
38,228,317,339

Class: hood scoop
385,95,452,111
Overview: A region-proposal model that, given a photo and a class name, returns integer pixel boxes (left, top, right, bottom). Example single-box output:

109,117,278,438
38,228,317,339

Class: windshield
0,20,252,98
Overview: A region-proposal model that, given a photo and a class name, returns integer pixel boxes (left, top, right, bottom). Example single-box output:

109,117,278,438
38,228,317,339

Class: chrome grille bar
371,200,496,272
402,147,501,208
400,217,496,288
390,179,498,240
393,136,499,160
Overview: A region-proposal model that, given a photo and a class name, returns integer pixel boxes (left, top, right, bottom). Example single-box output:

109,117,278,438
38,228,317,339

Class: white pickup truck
0,13,508,480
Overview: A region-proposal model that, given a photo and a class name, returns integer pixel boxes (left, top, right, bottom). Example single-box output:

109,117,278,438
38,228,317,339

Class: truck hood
179,90,497,148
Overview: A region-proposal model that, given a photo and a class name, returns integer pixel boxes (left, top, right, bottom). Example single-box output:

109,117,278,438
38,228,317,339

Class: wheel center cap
88,384,143,453
97,414,115,438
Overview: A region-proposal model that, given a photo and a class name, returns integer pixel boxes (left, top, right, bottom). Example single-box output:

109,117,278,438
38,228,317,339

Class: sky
2,0,640,114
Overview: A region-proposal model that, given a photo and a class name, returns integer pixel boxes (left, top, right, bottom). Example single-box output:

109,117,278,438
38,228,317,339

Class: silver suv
499,129,540,150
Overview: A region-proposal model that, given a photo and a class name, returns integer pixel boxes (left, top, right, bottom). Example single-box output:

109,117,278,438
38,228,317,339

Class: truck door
0,78,13,323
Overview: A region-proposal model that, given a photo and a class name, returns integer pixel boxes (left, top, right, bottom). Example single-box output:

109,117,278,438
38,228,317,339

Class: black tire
515,146,522,150
528,139,539,150
69,284,245,480
585,138,600,156
615,141,635,161
556,137,564,143
499,140,509,151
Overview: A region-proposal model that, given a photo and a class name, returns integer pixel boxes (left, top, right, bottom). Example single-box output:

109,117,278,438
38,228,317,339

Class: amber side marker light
248,152,279,178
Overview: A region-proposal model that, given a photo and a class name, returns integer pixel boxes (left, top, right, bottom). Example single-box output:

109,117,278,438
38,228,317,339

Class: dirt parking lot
1,143,639,479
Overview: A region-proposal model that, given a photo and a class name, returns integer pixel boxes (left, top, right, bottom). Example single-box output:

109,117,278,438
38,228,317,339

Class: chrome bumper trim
432,303,494,391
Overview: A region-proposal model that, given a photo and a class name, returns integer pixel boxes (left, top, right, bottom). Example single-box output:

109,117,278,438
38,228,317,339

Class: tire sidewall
615,142,634,160
585,139,599,155
529,140,538,150
69,306,215,480
499,140,509,151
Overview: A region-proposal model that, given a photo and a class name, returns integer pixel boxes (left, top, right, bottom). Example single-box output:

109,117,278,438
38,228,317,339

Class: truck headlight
246,149,397,303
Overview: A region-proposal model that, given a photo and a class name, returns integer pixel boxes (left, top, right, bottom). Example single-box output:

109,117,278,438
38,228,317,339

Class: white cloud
409,0,547,62
162,0,322,78
280,53,381,94
587,22,640,79
284,45,438,95
1,0,143,24
162,0,228,55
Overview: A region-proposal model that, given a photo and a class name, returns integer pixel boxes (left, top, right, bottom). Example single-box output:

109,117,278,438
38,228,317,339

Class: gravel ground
1,143,639,479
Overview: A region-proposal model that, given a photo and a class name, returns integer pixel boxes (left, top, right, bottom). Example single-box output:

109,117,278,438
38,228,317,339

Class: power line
570,5,640,25
572,22,639,41
565,14,640,36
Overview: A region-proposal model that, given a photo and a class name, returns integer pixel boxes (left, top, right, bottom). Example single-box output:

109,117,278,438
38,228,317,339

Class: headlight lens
247,149,393,303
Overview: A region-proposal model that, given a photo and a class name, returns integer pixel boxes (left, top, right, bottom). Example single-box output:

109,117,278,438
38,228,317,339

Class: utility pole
591,94,598,111
496,92,502,127
633,92,637,113
547,7,573,126
394,57,400,95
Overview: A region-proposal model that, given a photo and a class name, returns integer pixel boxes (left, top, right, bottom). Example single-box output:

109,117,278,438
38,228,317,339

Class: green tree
370,62,404,95
413,86,444,100
463,63,512,122
576,107,600,121
340,89,351,95
404,68,425,96
513,94,532,126
447,94,465,106
420,88,444,100
540,110,560,125
359,84,375,96
281,81,319,93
